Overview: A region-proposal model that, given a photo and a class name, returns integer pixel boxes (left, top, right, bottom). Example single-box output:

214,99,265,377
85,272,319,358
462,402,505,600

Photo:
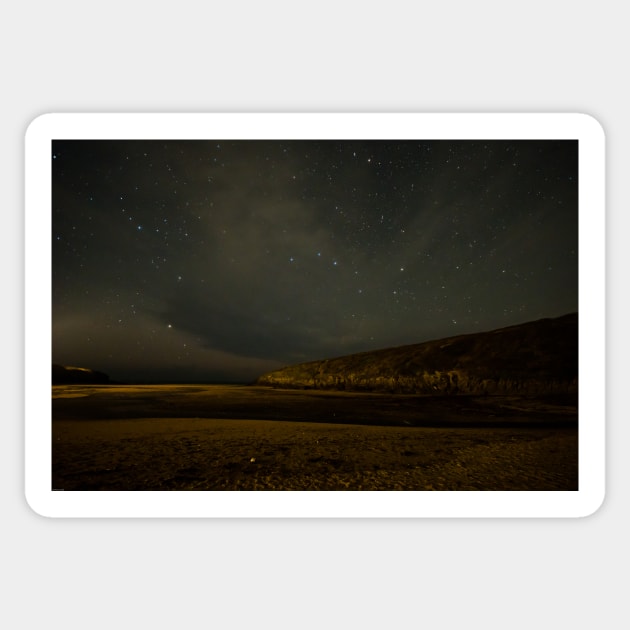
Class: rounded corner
24,112,56,142
575,112,606,140
576,488,606,519
24,489,54,519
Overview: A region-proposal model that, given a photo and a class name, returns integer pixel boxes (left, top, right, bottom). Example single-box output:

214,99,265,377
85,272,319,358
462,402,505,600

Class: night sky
52,139,578,383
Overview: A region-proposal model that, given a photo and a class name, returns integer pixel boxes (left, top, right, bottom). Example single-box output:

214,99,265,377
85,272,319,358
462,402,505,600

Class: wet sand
52,385,578,491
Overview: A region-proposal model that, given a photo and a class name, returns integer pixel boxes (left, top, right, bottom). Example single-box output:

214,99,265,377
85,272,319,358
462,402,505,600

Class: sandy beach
52,385,578,491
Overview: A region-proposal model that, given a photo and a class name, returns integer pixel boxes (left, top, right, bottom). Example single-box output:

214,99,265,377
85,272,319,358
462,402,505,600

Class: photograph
49,130,579,492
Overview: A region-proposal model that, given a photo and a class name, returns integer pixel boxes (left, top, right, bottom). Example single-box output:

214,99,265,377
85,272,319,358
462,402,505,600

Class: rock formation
256,313,578,395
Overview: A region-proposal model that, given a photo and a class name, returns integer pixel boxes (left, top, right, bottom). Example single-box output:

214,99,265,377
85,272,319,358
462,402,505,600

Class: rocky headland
52,364,110,385
256,313,578,395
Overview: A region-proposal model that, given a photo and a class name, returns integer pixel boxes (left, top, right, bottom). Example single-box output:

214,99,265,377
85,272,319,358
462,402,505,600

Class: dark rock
256,313,578,396
52,364,110,385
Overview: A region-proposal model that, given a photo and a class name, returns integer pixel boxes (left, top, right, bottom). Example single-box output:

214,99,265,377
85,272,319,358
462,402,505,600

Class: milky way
52,139,578,382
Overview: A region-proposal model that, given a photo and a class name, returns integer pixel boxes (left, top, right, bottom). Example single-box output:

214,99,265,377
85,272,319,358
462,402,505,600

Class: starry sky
52,139,578,383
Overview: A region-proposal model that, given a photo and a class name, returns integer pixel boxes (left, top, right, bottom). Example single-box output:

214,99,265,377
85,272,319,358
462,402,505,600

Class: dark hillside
256,313,578,395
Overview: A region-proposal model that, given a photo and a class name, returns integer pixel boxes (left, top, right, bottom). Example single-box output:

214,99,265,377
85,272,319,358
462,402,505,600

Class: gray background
6,2,625,628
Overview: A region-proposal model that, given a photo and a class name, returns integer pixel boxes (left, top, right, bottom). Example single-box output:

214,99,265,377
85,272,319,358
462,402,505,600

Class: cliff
256,313,578,395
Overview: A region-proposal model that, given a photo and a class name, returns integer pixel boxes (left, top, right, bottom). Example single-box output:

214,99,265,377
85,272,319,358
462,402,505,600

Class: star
51,138,578,383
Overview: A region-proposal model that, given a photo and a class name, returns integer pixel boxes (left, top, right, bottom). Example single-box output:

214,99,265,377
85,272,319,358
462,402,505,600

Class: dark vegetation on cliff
256,313,578,395
52,364,110,385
